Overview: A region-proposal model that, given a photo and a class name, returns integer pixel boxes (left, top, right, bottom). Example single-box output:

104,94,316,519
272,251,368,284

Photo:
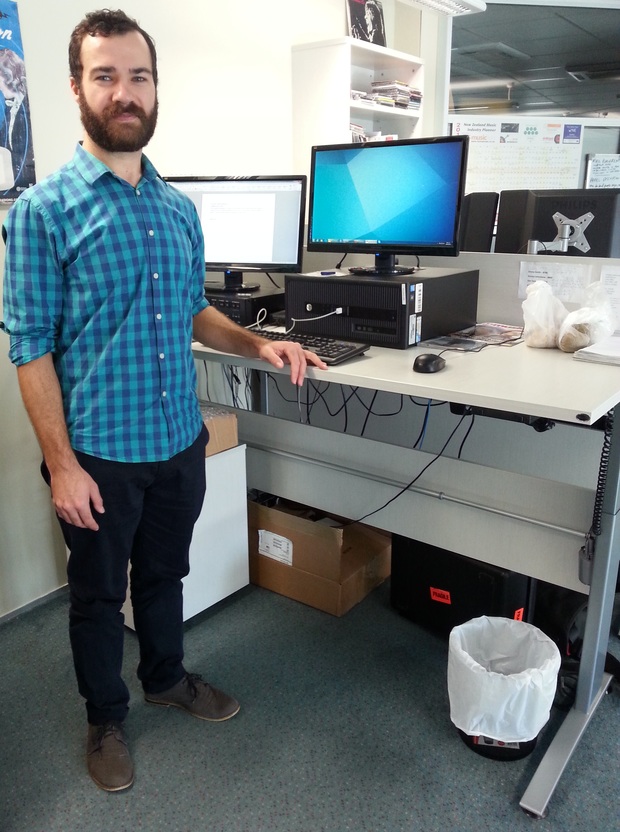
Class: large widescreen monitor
495,188,620,257
306,135,469,276
165,175,307,292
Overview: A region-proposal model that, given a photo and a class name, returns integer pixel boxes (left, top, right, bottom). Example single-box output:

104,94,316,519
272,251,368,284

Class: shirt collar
73,142,161,187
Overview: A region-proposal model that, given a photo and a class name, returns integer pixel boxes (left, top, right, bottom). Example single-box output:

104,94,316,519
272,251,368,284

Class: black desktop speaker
458,192,499,252
390,534,531,635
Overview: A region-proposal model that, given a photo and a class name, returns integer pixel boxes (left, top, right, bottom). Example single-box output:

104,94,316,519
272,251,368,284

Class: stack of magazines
370,80,422,110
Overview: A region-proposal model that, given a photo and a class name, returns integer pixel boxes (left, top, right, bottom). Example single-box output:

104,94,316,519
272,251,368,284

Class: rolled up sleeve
2,196,62,366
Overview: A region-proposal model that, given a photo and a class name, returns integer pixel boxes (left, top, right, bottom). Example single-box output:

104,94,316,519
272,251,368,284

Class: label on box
258,530,293,565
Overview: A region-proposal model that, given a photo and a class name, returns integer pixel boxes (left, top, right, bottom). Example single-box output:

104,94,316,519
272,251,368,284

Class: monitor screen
165,175,306,292
307,135,469,276
494,189,620,257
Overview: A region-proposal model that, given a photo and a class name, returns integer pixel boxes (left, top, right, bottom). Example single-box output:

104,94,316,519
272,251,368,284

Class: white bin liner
448,616,561,743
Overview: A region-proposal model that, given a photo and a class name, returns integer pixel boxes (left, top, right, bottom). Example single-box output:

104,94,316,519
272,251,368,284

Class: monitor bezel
306,135,469,260
164,174,307,274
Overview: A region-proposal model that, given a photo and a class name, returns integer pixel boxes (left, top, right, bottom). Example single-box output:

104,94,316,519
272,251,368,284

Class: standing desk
193,339,620,818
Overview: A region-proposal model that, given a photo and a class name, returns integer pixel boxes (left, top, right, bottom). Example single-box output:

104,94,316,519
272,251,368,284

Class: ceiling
450,4,620,118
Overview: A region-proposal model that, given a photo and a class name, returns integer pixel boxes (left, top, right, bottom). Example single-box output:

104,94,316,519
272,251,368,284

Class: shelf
351,100,421,120
292,37,425,171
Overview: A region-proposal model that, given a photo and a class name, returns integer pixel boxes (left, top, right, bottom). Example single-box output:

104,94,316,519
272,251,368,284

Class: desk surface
193,340,620,425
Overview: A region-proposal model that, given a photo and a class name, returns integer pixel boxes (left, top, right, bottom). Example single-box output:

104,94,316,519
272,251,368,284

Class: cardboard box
247,500,391,616
200,403,238,457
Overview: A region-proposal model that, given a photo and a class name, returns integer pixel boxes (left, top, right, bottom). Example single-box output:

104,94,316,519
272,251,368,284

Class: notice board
449,117,583,193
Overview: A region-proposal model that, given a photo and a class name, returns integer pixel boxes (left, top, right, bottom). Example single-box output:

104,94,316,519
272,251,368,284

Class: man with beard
1,9,326,792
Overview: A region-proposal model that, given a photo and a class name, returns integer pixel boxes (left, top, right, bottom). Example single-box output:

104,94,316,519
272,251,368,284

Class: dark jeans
43,426,208,725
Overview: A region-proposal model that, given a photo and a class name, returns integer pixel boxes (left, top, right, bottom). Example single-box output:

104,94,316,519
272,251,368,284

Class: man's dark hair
69,9,158,87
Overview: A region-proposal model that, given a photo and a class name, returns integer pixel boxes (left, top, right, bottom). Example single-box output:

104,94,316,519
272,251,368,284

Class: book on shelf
573,332,620,365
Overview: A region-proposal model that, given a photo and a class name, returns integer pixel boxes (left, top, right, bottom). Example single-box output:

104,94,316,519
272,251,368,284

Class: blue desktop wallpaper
310,142,463,246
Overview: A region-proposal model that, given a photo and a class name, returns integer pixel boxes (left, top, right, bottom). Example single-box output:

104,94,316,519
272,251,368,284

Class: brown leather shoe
86,721,134,792
144,673,240,721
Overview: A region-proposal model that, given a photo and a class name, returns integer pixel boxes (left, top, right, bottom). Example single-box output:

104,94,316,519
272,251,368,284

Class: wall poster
0,0,35,203
449,117,583,194
346,0,387,47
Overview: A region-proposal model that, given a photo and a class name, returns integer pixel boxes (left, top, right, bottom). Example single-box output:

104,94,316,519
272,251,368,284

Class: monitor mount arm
527,211,594,255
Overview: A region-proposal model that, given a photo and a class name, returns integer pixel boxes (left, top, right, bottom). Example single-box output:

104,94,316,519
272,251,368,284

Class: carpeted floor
1,581,618,832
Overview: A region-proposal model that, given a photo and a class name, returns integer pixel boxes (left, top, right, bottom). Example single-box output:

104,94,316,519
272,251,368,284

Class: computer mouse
413,353,446,373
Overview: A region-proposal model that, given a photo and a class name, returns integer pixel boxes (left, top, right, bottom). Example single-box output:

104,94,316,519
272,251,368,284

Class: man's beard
78,95,158,153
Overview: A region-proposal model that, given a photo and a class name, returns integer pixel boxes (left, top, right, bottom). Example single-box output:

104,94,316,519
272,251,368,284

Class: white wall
0,0,374,619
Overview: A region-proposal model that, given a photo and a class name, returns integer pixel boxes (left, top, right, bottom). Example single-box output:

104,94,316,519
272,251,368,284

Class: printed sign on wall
449,117,583,194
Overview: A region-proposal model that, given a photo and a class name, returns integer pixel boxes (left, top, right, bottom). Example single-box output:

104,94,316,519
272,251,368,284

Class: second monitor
165,175,306,292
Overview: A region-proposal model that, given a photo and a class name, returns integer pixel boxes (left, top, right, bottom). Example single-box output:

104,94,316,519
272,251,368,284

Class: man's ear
69,76,80,103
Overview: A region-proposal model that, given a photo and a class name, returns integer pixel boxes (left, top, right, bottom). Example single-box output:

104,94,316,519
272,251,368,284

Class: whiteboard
449,117,584,193
585,154,620,188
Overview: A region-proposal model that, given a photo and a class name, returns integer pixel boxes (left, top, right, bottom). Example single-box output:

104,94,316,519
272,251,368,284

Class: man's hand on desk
192,305,327,386
257,340,328,386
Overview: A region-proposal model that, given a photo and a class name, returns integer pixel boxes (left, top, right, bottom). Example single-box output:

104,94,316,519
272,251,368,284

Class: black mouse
413,353,446,373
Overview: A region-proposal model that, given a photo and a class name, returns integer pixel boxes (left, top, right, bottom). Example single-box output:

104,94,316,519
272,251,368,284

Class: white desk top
192,340,620,425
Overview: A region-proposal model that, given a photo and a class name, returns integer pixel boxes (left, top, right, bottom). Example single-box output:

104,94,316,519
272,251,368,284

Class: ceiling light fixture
566,62,620,82
398,0,486,16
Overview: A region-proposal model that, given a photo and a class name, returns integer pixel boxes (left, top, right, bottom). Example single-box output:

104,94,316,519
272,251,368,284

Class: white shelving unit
292,37,424,173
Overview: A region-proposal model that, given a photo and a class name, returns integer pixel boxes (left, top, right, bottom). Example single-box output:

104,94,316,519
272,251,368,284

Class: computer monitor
495,188,620,257
306,135,469,276
165,175,307,292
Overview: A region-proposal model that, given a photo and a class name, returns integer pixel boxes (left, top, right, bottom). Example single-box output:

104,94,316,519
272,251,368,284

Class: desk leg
519,672,613,818
520,410,620,818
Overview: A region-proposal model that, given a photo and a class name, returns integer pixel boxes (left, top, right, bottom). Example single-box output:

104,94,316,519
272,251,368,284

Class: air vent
452,42,530,61
398,0,486,16
566,62,620,82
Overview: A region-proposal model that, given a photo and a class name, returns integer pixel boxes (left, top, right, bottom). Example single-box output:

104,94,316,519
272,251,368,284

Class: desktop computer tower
390,534,531,635
205,285,285,327
284,268,479,348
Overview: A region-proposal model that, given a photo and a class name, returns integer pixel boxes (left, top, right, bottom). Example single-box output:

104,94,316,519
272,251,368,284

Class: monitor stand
347,253,416,277
205,269,260,293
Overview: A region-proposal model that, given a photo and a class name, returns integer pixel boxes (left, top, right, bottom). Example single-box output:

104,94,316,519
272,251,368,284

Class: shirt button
149,229,155,236
159,353,165,359
162,391,167,398
136,189,141,196
156,313,162,320
153,272,159,279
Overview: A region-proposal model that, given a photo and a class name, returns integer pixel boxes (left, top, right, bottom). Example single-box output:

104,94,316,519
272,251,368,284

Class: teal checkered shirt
1,144,208,462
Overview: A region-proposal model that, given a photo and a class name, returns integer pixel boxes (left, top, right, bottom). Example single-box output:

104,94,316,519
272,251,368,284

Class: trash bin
448,616,561,760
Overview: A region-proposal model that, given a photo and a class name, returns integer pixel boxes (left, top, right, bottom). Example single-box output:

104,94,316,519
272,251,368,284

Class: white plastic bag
521,280,568,348
447,616,561,743
558,281,616,353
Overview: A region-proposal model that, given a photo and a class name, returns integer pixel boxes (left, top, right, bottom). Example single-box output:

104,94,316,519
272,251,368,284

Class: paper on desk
600,264,620,329
573,332,620,365
518,261,593,303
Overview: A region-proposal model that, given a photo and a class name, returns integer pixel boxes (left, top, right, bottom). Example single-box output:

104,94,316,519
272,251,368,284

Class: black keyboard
256,329,370,365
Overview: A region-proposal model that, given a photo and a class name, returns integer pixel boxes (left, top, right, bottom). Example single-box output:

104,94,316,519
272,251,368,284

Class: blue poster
0,0,35,203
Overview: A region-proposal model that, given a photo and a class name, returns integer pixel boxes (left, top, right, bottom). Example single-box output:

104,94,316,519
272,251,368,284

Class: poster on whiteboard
449,117,583,194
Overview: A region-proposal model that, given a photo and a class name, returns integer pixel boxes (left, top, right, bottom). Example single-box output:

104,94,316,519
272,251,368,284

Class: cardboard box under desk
200,403,238,457
247,500,391,616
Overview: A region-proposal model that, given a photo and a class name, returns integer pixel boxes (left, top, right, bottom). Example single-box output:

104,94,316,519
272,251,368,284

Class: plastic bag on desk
558,281,616,353
447,616,561,743
521,280,568,348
